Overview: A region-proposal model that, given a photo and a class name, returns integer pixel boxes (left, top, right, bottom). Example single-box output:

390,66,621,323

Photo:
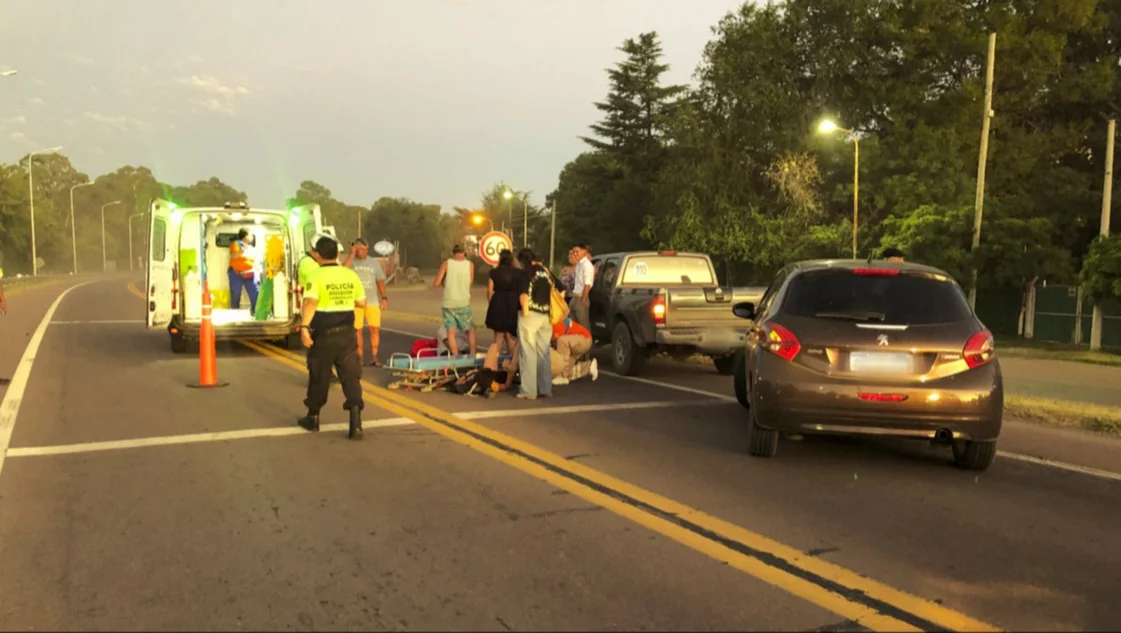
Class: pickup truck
586,250,765,376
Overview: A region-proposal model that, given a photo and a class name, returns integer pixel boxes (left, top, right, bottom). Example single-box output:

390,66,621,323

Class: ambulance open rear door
146,199,177,329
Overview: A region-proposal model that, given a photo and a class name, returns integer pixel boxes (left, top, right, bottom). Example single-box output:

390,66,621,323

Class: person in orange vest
228,228,259,313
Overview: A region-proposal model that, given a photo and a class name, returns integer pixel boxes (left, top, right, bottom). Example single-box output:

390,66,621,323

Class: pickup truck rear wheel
612,321,646,376
733,351,748,408
170,331,187,354
713,355,736,375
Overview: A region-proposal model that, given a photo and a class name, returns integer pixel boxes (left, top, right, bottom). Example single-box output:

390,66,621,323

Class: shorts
442,306,475,331
354,304,382,329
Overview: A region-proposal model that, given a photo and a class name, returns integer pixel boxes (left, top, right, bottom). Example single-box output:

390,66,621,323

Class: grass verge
1005,395,1121,435
996,338,1121,367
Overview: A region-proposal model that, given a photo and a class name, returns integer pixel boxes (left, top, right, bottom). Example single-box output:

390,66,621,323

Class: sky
0,0,746,213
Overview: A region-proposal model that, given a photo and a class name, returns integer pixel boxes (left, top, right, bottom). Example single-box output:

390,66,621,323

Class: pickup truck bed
586,251,764,376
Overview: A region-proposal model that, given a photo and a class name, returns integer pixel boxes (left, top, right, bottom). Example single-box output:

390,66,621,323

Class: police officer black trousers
298,325,365,439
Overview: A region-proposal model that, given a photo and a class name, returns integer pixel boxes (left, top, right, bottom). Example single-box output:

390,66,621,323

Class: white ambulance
144,199,325,353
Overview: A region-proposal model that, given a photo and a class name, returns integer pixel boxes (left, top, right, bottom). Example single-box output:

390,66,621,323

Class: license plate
849,351,912,374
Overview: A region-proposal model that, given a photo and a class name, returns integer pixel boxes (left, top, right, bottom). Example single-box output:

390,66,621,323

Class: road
1,277,1119,631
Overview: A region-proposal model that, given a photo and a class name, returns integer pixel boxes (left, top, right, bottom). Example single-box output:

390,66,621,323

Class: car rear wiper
814,311,887,322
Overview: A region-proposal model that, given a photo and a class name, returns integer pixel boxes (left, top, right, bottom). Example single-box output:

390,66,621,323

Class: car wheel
170,331,187,354
745,383,778,458
285,332,302,351
951,439,997,471
612,321,646,376
733,351,748,409
713,355,736,375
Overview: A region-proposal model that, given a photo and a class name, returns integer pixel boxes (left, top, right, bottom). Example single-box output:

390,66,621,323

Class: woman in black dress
486,249,522,356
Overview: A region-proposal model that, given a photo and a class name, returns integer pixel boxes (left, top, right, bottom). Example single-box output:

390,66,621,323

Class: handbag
549,284,569,325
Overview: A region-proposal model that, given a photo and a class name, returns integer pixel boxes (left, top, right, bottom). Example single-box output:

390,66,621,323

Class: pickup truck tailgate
665,286,765,327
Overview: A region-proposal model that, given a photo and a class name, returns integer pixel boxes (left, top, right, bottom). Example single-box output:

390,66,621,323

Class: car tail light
852,268,900,276
858,393,908,402
651,295,666,325
764,324,801,361
963,329,995,368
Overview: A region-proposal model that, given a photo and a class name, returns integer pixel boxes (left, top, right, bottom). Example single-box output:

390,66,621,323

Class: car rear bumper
655,327,746,356
753,356,1003,441
169,316,299,341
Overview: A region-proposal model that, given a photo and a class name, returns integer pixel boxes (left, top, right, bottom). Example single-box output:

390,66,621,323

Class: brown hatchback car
731,259,1003,470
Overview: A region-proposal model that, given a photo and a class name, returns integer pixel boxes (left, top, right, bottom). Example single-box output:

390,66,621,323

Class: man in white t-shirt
569,243,594,331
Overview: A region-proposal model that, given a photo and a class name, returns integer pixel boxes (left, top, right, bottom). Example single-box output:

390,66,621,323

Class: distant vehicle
587,250,764,376
731,259,1003,470
144,199,325,353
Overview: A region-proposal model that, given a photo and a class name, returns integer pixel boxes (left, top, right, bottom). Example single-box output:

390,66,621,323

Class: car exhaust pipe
933,428,953,443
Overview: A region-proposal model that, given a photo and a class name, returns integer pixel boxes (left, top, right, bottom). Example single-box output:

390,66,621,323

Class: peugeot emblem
877,334,889,346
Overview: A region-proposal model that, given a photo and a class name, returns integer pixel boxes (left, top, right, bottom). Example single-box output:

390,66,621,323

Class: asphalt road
0,277,1119,631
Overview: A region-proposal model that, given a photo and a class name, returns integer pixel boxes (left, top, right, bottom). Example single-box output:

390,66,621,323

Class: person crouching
551,317,598,385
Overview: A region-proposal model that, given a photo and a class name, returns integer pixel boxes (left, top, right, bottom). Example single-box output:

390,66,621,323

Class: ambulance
144,199,325,353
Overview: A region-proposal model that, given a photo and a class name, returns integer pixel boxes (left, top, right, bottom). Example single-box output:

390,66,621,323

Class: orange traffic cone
188,280,229,389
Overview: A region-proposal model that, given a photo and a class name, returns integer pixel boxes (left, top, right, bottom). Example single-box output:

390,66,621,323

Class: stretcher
385,350,511,392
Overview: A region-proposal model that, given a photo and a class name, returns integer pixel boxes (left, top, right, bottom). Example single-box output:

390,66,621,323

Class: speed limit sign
478,231,513,266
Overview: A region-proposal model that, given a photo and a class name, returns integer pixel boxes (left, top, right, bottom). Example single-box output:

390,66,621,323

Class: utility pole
1090,119,1115,351
969,32,997,310
549,200,557,270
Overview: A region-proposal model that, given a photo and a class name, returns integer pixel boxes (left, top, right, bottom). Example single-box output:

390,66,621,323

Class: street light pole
69,182,94,274
101,201,122,273
27,146,63,275
817,121,858,257
357,208,363,241
128,212,146,272
549,200,557,270
969,32,998,309
1091,119,1116,352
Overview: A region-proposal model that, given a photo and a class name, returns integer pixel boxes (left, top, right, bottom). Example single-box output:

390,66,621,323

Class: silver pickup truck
585,250,765,376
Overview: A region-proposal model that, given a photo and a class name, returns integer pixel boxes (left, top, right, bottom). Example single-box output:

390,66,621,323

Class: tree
1080,235,1121,302
582,32,685,182
363,197,450,270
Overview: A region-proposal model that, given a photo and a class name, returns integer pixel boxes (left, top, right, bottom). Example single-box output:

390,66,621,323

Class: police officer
298,233,338,382
297,236,367,440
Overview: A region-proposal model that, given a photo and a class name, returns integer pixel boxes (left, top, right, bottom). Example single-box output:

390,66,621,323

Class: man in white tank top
433,244,477,356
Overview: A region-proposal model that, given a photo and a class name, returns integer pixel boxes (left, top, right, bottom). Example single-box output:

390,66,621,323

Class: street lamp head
0,70,17,77
817,120,839,134
503,190,513,200
471,214,484,225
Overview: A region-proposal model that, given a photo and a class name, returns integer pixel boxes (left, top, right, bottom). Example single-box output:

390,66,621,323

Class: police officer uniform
297,238,367,439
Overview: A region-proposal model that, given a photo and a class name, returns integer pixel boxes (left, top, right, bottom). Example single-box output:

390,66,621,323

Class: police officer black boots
348,407,363,440
297,412,319,432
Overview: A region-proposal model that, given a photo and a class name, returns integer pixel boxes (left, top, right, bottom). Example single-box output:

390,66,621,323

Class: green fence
1032,285,1121,348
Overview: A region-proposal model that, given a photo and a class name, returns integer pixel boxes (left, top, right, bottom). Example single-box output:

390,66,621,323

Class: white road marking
0,281,97,482
51,320,144,325
6,418,416,457
997,451,1121,482
4,400,720,459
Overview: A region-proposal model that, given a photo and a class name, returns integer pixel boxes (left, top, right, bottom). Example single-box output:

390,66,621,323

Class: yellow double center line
243,339,998,633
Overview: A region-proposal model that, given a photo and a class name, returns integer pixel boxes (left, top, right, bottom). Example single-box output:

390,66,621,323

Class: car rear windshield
619,255,715,285
780,269,973,325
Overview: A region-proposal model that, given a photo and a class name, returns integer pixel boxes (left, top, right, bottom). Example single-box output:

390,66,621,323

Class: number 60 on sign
479,231,513,266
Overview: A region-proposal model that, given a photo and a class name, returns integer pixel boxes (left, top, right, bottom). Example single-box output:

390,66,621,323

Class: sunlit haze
0,0,744,211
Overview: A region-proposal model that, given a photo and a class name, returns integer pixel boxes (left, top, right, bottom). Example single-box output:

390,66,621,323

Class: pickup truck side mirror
732,302,756,320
